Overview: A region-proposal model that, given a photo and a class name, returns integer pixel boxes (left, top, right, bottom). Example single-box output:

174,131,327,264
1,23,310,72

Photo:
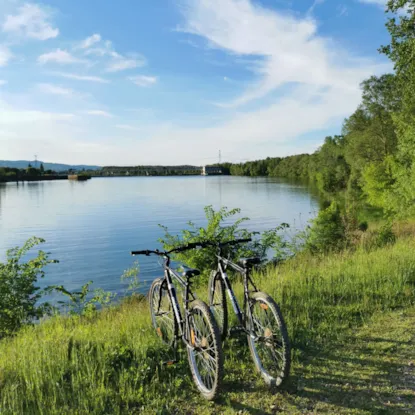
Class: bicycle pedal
162,360,178,366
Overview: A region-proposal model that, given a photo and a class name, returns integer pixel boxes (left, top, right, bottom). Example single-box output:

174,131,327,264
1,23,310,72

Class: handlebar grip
131,250,150,256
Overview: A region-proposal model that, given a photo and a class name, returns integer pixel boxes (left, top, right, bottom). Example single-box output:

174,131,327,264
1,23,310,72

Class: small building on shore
202,166,223,176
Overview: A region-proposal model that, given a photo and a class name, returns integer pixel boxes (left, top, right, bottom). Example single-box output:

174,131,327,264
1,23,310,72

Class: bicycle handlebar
131,238,252,257
131,242,201,257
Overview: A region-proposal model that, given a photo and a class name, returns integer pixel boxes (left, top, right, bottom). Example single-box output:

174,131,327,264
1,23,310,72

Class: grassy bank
1,237,414,414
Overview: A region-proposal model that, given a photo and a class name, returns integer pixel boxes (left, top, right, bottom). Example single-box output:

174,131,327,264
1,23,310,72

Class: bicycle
131,243,223,400
204,238,291,388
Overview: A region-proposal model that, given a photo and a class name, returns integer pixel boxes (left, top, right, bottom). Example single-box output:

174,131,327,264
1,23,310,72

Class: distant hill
0,160,101,172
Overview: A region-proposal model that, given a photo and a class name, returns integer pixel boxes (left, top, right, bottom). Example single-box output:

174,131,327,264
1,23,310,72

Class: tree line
0,163,56,182
215,1,415,219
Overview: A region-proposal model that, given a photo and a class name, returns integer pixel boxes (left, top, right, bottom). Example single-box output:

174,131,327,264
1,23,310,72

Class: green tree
379,0,415,216
40,163,44,175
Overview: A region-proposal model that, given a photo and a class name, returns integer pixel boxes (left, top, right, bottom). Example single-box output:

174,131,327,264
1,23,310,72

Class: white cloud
2,3,59,40
0,80,7,86
50,72,110,83
38,49,84,65
78,35,147,72
128,75,158,87
37,83,76,96
180,0,386,108
106,58,144,72
85,110,113,117
0,45,12,67
78,33,101,49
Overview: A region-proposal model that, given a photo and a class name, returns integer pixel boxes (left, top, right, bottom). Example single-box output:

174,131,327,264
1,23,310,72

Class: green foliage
50,282,115,317
159,205,290,279
0,237,57,337
121,261,140,292
306,202,346,253
375,221,397,248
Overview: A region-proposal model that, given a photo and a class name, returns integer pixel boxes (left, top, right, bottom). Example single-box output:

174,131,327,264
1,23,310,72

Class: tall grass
0,238,414,414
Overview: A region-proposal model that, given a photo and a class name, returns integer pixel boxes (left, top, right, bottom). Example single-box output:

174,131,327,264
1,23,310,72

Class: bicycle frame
215,253,258,331
159,255,197,347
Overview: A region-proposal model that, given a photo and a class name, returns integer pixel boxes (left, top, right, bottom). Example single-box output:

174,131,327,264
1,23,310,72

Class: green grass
0,237,414,414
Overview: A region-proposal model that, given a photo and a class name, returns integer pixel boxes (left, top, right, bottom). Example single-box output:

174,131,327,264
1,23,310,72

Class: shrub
0,237,57,337
375,221,396,247
159,205,290,279
306,202,346,253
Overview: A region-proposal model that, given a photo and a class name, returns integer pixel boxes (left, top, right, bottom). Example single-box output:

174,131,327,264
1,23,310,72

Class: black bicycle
131,243,223,400
205,238,291,388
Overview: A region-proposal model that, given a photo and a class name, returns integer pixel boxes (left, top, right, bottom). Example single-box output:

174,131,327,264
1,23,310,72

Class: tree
40,163,44,175
379,1,415,216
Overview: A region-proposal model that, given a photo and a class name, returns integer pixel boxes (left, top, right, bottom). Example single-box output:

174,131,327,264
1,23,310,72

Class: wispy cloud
0,80,7,86
85,110,113,118
0,45,12,67
37,83,77,96
78,35,147,72
180,0,385,108
358,0,386,7
128,75,158,87
38,49,84,65
77,33,101,49
106,58,142,72
337,5,348,17
50,72,110,83
2,3,59,40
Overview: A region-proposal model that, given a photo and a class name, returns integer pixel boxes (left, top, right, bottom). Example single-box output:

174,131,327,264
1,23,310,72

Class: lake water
0,176,319,298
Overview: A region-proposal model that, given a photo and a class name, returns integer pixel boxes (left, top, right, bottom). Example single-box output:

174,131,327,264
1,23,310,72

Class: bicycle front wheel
149,278,177,347
186,299,224,400
246,291,291,388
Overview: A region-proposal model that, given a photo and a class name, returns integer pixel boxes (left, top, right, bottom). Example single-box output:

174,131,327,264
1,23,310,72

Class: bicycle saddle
178,265,201,277
239,257,261,268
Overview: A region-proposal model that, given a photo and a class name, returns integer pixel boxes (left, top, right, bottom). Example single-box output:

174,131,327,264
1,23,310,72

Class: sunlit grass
0,237,414,414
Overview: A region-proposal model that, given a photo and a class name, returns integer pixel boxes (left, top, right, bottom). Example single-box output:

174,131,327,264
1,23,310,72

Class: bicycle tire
208,271,228,341
149,278,178,347
186,299,224,400
246,291,291,388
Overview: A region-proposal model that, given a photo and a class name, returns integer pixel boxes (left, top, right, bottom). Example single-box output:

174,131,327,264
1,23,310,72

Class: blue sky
0,0,393,165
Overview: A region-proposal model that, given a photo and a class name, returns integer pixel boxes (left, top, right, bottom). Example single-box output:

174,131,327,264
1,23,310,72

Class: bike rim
188,308,218,393
151,283,175,344
248,298,286,382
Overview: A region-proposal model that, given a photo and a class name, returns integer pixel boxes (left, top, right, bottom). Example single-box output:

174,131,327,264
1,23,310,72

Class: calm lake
0,176,319,298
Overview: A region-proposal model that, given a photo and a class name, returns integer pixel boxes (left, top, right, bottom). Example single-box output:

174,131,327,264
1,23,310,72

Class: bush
375,221,396,247
306,202,346,253
159,205,290,279
0,237,57,337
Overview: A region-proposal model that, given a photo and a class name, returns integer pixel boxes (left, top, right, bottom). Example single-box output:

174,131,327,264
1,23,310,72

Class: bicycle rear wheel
246,291,291,388
208,271,228,340
149,278,177,346
186,299,224,400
